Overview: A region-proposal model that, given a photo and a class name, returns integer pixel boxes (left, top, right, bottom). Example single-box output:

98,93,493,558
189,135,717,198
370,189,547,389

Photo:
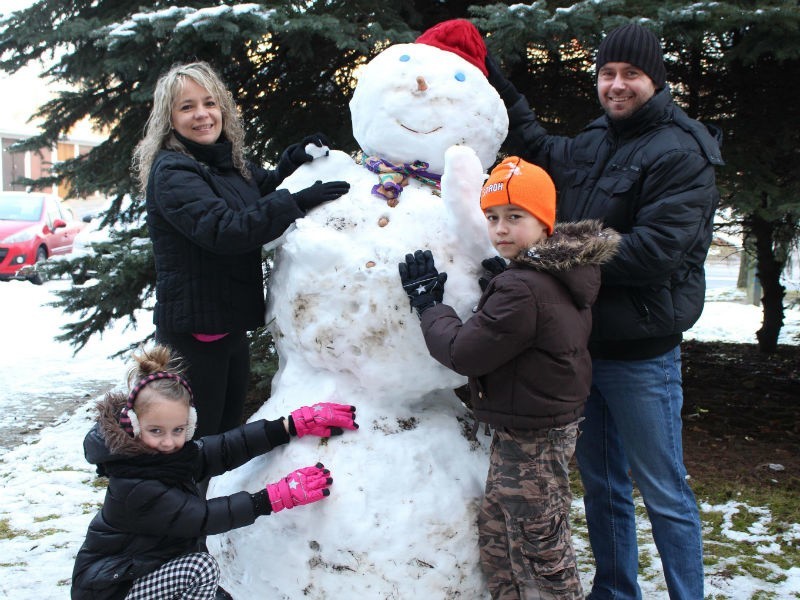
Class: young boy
398,156,619,599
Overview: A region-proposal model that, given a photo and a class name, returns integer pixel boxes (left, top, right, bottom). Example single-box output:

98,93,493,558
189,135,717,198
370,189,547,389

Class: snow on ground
0,265,798,598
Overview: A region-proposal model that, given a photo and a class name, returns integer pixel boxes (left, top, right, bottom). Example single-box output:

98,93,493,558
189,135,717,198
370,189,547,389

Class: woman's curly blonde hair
131,61,250,192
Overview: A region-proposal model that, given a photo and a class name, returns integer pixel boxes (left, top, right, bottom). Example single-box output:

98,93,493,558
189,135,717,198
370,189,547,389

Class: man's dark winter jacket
421,221,619,430
146,135,304,334
70,394,290,600
503,86,724,360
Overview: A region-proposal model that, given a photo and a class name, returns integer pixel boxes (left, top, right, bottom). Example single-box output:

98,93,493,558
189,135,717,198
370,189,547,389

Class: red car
0,191,84,283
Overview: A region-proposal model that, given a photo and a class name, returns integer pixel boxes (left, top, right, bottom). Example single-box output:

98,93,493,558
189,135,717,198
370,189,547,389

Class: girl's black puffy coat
70,394,289,600
146,139,304,334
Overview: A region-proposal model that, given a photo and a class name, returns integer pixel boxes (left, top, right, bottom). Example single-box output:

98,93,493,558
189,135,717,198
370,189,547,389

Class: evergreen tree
0,0,491,355
2,0,798,354
475,0,800,352
660,0,800,352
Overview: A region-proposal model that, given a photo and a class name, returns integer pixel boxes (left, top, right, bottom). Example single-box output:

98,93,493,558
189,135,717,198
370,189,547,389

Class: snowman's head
350,20,508,175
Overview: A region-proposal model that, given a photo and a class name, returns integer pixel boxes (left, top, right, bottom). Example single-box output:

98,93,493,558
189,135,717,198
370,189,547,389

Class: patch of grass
80,502,102,514
567,455,799,598
637,547,654,576
29,527,64,539
33,514,60,523
33,465,81,473
700,489,797,594
0,517,65,540
0,519,15,540
90,477,108,488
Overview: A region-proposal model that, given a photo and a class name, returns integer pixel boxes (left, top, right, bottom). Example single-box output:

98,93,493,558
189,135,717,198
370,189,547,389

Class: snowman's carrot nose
416,76,428,92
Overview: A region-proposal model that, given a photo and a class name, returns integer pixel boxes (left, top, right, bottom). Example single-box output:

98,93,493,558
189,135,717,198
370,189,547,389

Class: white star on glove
288,478,299,490
415,284,428,295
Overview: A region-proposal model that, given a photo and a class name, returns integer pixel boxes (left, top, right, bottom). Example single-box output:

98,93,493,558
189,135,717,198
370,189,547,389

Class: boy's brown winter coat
421,220,619,430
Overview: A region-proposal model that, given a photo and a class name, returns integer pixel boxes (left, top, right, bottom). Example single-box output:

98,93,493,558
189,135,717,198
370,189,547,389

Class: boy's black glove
398,249,447,317
478,256,507,292
485,52,524,109
292,180,350,212
277,133,332,178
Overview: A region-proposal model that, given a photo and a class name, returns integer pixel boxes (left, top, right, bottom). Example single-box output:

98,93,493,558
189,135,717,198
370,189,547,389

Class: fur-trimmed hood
84,392,158,467
512,219,620,309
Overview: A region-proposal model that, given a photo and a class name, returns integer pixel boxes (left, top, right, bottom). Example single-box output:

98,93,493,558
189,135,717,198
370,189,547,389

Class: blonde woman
132,61,349,441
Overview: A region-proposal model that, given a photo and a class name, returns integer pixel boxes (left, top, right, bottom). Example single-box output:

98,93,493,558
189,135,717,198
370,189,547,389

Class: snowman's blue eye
454,71,466,82
399,55,410,62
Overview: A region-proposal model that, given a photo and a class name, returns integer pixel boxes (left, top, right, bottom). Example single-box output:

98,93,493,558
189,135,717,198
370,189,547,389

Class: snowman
209,19,508,598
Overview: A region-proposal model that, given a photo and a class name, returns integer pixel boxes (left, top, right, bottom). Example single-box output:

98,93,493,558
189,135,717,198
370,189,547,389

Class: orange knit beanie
480,156,556,235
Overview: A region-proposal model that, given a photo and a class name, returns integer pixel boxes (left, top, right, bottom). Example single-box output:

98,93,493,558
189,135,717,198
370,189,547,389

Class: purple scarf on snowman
364,157,441,204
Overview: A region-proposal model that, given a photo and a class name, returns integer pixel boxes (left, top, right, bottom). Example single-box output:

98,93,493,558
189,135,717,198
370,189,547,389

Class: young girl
71,345,357,600
399,157,619,599
132,61,350,441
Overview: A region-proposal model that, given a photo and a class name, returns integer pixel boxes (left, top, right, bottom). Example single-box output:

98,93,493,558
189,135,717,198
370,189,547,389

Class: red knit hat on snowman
416,19,488,76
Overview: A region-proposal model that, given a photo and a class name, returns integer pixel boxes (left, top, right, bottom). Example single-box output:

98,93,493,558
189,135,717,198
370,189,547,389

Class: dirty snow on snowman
208,21,508,598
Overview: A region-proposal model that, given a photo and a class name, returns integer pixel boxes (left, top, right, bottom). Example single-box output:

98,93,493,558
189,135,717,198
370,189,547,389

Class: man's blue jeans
575,346,703,599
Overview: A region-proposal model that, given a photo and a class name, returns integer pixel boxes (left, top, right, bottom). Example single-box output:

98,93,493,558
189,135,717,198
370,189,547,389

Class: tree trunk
736,253,748,289
748,212,786,353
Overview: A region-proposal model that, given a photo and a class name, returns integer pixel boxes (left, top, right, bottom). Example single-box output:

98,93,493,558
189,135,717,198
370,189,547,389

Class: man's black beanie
595,23,666,89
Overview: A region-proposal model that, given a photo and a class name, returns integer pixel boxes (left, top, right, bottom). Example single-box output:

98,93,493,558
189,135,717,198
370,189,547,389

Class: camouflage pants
479,421,583,600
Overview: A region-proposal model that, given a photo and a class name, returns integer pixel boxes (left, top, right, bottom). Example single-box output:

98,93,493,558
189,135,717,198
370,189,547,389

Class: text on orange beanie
480,156,556,235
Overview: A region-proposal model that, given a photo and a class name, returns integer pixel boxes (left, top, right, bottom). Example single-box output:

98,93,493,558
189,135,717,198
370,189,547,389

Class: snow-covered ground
0,261,798,598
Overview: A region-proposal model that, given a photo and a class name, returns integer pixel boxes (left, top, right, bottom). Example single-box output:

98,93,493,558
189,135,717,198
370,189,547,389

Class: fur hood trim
514,219,620,271
94,392,158,458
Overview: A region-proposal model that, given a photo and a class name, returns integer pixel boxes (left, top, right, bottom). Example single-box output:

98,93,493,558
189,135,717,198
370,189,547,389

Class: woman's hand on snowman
288,402,359,438
277,132,332,178
265,463,332,513
292,180,350,212
398,249,448,317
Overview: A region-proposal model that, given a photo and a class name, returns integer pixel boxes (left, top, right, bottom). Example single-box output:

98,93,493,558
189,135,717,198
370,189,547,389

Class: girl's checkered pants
125,552,220,599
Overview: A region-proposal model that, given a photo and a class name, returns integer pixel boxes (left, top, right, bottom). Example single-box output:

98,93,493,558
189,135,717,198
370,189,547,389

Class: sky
0,0,101,140
0,1,48,133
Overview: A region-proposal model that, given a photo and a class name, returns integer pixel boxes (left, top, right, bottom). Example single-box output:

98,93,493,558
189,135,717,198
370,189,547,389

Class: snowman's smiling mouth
400,122,442,135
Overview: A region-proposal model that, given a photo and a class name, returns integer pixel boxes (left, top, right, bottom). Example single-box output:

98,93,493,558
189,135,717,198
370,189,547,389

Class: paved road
0,278,147,456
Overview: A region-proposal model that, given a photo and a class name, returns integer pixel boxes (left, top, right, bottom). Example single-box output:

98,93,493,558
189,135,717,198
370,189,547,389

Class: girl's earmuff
119,372,196,440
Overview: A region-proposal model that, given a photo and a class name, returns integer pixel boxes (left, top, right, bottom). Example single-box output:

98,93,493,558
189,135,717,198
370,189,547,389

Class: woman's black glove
478,256,507,292
277,133,332,179
292,180,350,212
398,249,447,317
485,52,524,109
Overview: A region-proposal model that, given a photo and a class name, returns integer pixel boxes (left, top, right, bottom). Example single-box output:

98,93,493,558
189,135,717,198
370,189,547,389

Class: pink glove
289,402,358,438
266,463,332,513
